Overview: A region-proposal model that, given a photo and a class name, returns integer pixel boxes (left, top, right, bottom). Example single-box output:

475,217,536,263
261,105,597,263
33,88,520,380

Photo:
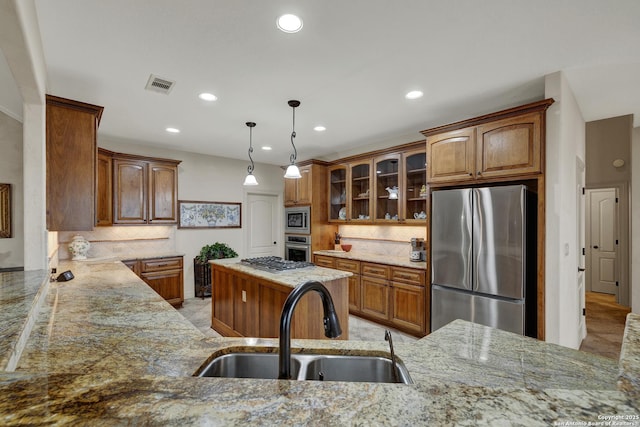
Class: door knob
273,241,277,245
593,245,599,249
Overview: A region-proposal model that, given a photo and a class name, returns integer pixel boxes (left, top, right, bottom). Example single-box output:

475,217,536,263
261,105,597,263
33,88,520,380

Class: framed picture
178,200,241,229
0,184,10,238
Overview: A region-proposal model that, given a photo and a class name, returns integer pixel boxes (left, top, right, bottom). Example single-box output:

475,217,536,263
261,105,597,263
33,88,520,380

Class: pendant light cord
246,122,256,175
290,105,297,164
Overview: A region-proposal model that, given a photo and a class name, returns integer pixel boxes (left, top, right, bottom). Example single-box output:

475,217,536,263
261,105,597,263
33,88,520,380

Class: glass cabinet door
328,165,347,222
349,161,372,221
374,154,401,222
404,150,427,222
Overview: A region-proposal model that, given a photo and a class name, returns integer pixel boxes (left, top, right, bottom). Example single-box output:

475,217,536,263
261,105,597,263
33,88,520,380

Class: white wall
544,71,586,348
632,126,640,313
99,136,285,299
0,0,48,271
0,111,23,268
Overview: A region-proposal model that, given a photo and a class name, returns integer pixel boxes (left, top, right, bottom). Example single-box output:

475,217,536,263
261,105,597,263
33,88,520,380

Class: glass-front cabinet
403,150,427,223
328,164,347,222
374,154,401,222
349,160,372,222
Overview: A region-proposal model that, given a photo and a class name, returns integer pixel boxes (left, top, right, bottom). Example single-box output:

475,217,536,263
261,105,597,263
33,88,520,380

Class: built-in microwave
284,206,310,234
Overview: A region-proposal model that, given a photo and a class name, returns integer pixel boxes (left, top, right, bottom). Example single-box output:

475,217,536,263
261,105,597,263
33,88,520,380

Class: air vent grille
145,74,175,94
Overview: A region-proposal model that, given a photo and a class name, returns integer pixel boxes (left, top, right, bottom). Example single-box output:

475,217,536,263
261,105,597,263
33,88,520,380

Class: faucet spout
278,281,342,379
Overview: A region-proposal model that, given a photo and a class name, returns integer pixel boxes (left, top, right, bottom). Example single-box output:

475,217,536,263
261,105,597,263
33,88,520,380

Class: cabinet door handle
593,245,599,249
578,267,586,272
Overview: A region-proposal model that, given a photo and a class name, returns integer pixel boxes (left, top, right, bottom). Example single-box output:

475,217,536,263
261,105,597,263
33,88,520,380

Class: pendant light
243,122,259,186
284,100,302,179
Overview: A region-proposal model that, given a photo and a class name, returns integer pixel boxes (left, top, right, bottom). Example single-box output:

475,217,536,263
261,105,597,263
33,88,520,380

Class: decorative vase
68,235,90,260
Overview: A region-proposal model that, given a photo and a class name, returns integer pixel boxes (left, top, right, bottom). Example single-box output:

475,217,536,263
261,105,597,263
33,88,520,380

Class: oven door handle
286,243,310,250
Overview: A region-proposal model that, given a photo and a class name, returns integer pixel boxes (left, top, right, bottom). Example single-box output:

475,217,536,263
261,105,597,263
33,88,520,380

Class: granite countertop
1,261,638,425
72,252,185,263
210,258,352,289
314,250,427,270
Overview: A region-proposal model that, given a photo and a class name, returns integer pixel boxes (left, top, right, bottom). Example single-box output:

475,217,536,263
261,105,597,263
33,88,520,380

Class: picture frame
0,183,11,238
178,200,241,229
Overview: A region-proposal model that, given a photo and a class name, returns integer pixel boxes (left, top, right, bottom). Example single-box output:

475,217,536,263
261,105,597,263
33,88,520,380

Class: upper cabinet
374,154,401,222
284,164,313,206
98,149,181,225
95,149,113,226
422,99,554,186
403,149,428,223
46,95,103,231
328,164,348,221
348,160,372,222
113,156,180,224
328,142,426,224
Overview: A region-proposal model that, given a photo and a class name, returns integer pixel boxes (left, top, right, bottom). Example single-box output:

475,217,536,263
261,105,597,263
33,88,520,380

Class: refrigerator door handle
471,189,480,291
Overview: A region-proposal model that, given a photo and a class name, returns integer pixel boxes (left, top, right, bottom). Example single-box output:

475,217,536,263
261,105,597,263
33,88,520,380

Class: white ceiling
2,1,640,165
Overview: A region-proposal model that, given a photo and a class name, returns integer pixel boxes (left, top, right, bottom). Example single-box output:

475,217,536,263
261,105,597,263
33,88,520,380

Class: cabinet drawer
314,255,336,268
336,258,360,274
140,257,183,272
361,262,390,279
391,267,425,286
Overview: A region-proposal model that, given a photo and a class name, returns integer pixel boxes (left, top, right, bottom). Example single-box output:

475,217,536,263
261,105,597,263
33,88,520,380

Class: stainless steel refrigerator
430,185,537,337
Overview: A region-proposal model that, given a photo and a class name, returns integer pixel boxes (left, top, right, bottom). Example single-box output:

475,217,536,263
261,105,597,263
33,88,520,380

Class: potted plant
197,242,238,263
194,242,238,298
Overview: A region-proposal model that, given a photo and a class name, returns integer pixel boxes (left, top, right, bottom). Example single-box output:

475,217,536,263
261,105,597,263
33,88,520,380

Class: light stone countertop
314,250,428,270
0,260,638,426
210,257,352,289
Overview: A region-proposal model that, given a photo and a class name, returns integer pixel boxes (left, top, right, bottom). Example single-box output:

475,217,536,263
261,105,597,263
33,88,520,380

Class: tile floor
178,297,419,344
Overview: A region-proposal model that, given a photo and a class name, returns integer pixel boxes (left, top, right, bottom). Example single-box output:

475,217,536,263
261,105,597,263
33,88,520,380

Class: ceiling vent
145,74,175,95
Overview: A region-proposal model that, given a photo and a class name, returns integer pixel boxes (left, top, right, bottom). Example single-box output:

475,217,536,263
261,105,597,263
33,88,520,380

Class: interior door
245,192,279,258
587,188,618,296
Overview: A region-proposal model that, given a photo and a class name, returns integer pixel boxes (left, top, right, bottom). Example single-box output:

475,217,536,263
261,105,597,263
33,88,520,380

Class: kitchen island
209,258,351,339
1,260,638,425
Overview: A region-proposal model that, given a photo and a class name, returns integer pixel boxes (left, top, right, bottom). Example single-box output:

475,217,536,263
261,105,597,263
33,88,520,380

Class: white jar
68,235,90,260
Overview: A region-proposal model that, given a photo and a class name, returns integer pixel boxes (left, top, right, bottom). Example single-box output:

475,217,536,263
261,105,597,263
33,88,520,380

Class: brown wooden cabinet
423,99,553,186
327,144,425,224
111,154,180,224
95,149,113,226
124,256,184,308
336,258,361,312
284,164,312,206
475,112,542,179
426,128,476,184
316,254,427,336
46,95,103,231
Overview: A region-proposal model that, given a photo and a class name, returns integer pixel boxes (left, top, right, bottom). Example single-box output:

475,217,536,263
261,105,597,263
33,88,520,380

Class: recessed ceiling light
165,127,180,134
314,125,326,132
261,146,272,151
277,14,303,33
198,92,217,101
405,90,424,100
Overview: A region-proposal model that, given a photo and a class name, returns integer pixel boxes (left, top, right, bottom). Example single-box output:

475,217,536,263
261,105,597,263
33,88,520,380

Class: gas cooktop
240,256,314,272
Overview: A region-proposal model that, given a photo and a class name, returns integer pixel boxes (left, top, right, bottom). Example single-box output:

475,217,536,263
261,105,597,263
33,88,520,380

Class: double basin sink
195,351,413,384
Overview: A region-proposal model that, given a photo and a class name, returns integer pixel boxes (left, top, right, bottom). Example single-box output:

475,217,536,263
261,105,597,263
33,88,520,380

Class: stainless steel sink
196,352,301,380
302,355,412,383
195,352,412,384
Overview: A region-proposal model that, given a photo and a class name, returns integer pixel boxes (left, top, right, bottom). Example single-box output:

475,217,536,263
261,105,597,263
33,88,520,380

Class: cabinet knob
477,171,482,175
468,173,473,176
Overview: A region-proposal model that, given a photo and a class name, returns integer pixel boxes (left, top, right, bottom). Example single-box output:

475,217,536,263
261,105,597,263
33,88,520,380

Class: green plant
197,242,238,263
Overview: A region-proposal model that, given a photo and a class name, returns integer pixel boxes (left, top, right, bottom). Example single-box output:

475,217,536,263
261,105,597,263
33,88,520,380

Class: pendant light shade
284,100,302,179
243,122,259,186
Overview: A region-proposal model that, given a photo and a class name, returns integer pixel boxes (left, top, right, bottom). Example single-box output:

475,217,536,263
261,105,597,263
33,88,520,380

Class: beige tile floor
178,297,419,344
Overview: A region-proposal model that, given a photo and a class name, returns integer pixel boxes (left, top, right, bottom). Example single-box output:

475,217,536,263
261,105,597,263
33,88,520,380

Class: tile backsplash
337,225,426,258
58,226,176,260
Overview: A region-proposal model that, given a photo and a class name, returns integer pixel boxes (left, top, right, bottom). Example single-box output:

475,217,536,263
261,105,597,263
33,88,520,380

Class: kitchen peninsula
209,258,351,339
1,261,639,425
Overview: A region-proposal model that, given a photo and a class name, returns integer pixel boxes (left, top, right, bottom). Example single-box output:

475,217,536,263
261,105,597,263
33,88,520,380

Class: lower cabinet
124,256,184,308
314,255,427,337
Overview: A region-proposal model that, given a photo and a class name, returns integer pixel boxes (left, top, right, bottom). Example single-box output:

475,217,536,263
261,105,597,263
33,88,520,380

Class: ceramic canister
68,235,90,260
